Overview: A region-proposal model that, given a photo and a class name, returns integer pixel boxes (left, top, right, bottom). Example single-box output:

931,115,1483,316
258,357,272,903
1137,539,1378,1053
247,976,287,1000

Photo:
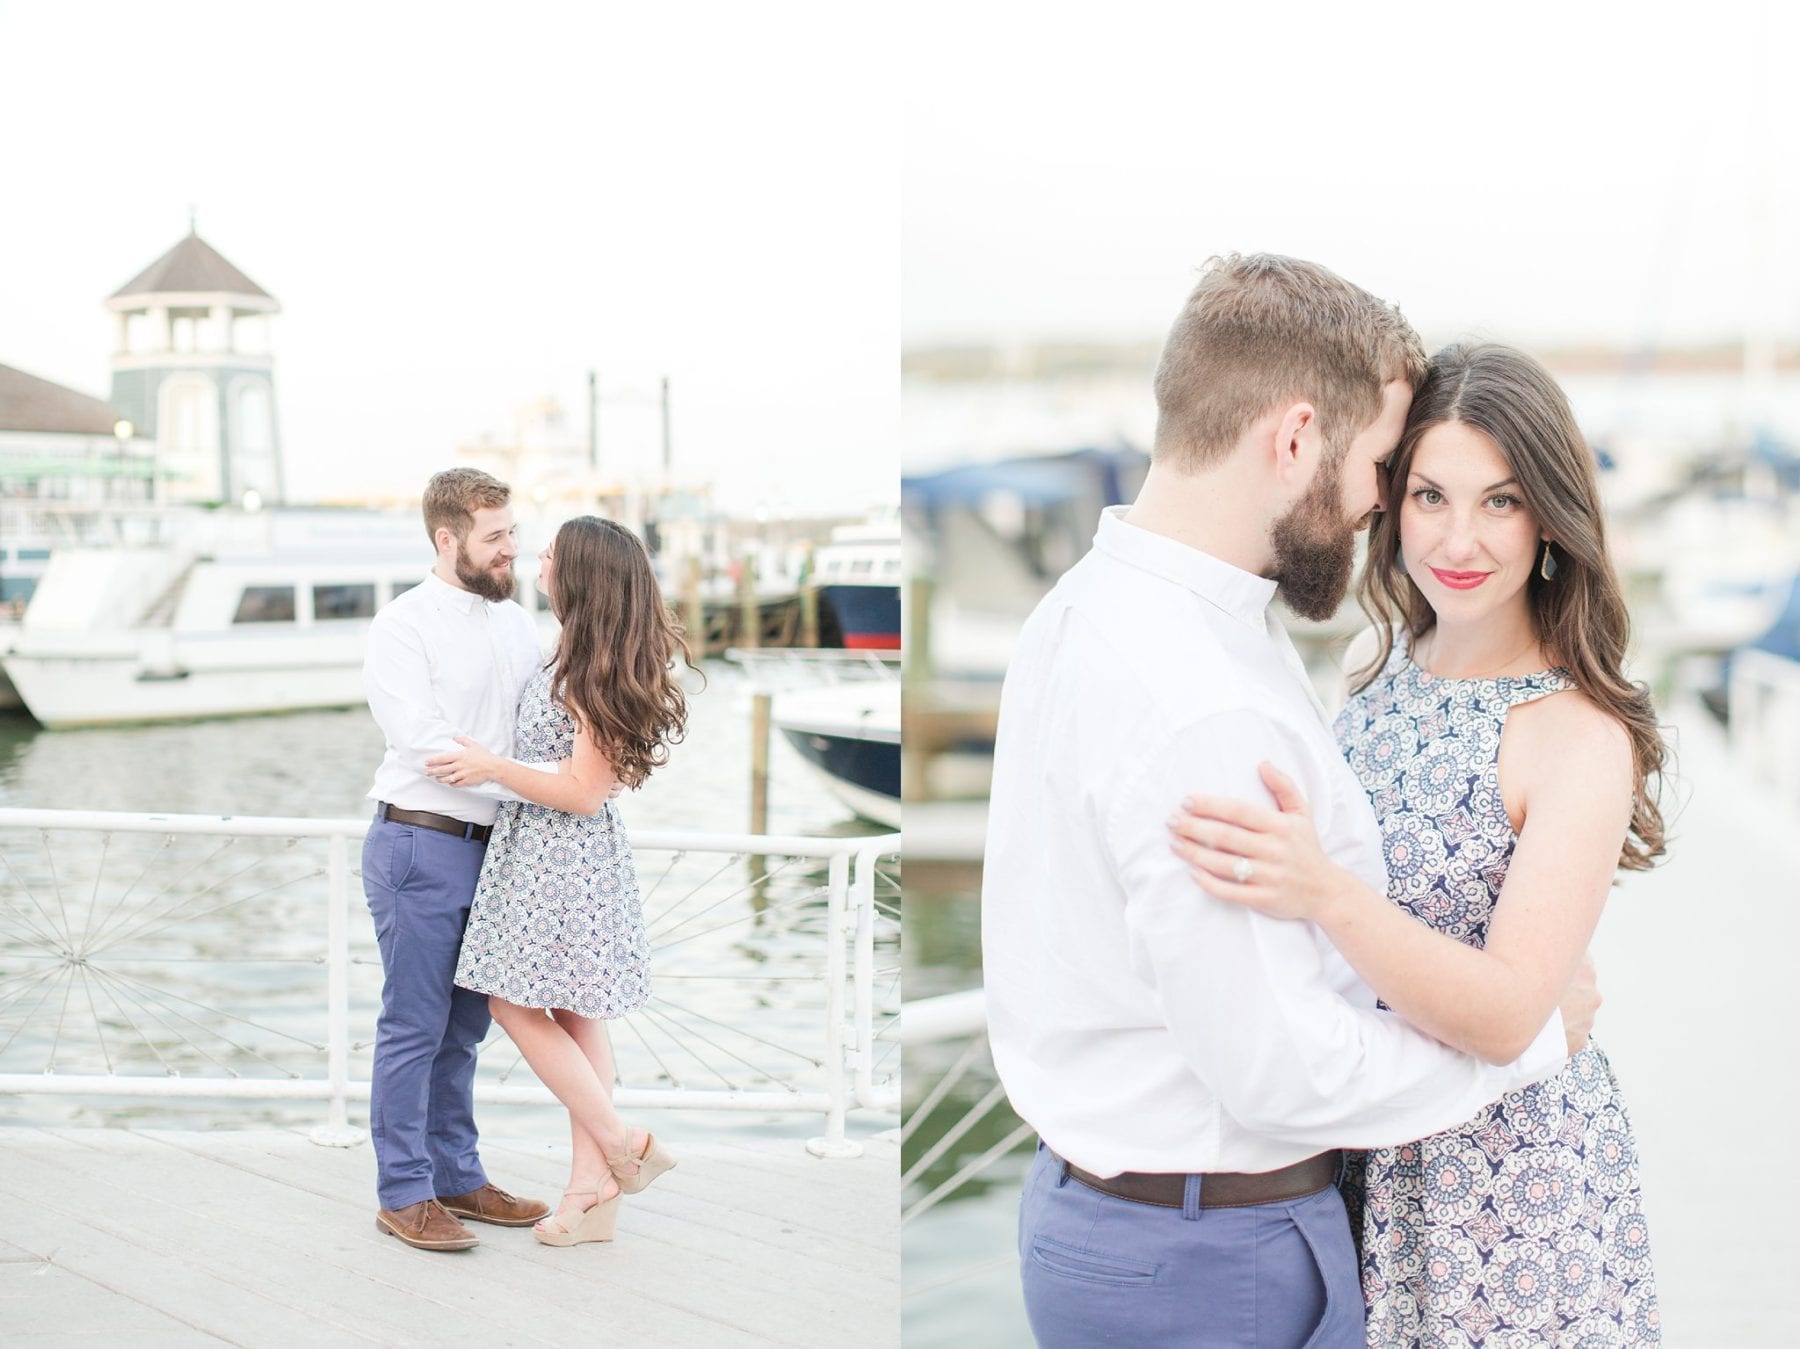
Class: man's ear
1270,401,1317,486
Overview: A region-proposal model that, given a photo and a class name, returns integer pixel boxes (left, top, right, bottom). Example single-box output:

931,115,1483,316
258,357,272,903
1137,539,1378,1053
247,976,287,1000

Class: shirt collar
423,568,489,614
1092,506,1277,631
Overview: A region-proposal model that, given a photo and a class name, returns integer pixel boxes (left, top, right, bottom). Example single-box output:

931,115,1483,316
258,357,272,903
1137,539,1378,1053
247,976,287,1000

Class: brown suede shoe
376,1199,478,1250
437,1183,551,1227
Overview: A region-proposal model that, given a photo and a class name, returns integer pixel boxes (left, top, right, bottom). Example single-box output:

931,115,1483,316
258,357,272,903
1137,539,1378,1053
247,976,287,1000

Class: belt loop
1182,1173,1202,1221
463,821,476,840
1055,1157,1070,1188
1334,1151,1347,1186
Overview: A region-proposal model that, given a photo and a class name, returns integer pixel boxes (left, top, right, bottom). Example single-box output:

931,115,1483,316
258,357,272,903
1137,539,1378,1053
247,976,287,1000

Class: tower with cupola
106,228,285,506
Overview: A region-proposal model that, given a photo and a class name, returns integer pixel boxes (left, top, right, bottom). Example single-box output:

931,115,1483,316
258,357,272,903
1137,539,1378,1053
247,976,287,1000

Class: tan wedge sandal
609,1132,677,1195
532,1185,622,1247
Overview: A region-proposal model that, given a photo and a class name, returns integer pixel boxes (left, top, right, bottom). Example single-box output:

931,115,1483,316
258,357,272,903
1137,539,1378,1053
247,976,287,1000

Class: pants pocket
1288,1190,1365,1349
389,827,418,891
1027,1235,1158,1288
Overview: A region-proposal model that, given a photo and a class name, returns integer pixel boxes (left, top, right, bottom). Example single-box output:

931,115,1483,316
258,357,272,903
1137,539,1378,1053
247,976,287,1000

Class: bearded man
980,255,1589,1346
360,468,553,1250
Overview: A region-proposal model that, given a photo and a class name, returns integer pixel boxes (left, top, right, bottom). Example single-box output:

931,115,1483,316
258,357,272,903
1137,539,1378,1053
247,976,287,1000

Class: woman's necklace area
1417,631,1543,681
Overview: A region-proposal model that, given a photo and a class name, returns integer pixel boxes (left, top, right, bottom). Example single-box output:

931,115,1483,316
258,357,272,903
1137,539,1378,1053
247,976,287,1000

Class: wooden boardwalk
0,1127,897,1347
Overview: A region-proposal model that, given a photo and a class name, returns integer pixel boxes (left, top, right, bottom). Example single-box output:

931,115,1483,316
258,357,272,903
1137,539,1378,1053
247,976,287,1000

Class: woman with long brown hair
1170,343,1666,1344
428,515,692,1246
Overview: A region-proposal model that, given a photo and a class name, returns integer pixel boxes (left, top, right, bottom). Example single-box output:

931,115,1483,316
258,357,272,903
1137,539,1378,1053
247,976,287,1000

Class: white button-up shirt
364,570,546,826
982,507,1566,1177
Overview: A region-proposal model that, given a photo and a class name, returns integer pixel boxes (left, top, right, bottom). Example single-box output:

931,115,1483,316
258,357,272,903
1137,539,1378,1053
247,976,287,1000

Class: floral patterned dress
1333,646,1660,1348
454,665,651,1019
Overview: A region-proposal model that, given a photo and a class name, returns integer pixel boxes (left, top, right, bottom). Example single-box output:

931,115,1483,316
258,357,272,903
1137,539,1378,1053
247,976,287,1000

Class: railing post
807,850,861,1158
310,831,362,1147
851,844,878,1106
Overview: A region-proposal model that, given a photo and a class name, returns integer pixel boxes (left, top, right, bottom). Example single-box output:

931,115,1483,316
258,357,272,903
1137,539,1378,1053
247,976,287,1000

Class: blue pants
1019,1144,1365,1348
363,814,492,1210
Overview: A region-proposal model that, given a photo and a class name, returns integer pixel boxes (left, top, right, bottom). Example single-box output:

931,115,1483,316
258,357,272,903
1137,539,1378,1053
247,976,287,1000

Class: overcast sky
904,1,1797,354
7,4,1791,513
0,3,896,515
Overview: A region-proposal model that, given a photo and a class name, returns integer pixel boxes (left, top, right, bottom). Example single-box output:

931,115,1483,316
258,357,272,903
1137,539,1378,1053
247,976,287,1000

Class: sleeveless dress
1332,645,1660,1348
453,665,652,1019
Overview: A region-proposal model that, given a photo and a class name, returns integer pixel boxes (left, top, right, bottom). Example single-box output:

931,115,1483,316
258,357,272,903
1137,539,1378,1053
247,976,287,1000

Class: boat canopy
901,446,1146,517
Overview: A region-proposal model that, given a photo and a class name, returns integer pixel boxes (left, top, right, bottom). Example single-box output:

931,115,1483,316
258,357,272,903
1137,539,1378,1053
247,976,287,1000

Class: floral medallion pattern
455,665,651,1019
1334,647,1660,1346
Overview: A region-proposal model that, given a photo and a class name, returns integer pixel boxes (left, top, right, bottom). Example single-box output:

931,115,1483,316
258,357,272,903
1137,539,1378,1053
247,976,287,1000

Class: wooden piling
903,574,932,686
681,555,707,653
800,586,820,649
799,544,820,648
737,554,760,650
750,691,772,835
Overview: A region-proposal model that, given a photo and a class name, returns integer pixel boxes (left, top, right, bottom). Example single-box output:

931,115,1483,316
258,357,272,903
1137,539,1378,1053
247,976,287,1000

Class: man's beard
455,540,516,602
1269,451,1358,622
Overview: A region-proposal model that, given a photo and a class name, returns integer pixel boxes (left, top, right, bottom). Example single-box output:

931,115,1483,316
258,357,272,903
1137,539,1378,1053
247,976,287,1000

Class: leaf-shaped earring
1539,542,1558,581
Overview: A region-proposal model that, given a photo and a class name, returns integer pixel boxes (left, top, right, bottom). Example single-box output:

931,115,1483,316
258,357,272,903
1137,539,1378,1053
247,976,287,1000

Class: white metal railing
900,986,1035,1223
1729,649,1800,807
0,809,899,1157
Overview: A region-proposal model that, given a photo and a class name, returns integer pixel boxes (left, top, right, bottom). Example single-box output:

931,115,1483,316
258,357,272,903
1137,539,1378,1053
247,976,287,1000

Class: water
0,660,900,1142
902,878,1034,1347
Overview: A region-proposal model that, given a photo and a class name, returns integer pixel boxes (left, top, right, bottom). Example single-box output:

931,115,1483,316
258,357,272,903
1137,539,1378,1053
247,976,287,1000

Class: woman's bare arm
1169,692,1632,1063
426,720,620,816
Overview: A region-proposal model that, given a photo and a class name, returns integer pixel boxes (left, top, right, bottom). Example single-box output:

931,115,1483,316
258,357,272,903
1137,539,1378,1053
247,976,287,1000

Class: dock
1591,695,1800,1341
0,1126,897,1347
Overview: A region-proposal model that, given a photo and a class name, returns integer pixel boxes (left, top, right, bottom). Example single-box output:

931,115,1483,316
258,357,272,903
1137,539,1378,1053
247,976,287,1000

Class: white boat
771,681,901,829
4,548,425,727
0,508,563,727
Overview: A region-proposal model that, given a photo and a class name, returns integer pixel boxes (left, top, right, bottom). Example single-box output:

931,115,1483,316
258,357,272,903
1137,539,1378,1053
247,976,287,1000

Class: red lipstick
1429,568,1490,590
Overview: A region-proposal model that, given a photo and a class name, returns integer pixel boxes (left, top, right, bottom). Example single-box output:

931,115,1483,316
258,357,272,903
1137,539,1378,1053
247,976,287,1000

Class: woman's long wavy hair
1355,343,1668,871
544,516,698,789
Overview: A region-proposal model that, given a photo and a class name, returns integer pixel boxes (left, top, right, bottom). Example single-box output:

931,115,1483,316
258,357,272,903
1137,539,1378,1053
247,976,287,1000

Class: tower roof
0,363,123,436
111,231,274,302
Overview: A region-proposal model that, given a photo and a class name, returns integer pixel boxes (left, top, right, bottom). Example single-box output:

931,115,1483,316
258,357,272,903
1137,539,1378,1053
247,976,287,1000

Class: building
105,229,285,506
0,362,157,609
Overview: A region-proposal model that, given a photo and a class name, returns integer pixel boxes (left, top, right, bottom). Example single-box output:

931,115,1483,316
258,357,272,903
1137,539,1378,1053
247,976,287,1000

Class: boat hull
816,584,900,651
0,624,20,712
777,725,901,829
3,630,371,727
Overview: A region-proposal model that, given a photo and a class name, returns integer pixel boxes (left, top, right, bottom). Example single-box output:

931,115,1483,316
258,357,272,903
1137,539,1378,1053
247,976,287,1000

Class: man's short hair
1151,253,1427,470
422,468,511,545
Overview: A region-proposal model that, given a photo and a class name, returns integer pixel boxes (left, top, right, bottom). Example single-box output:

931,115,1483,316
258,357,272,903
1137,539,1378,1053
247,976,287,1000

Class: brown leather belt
380,803,492,844
1059,1149,1339,1210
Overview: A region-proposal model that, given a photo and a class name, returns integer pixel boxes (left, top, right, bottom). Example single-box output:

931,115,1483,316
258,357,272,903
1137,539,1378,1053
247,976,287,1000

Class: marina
0,230,901,726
